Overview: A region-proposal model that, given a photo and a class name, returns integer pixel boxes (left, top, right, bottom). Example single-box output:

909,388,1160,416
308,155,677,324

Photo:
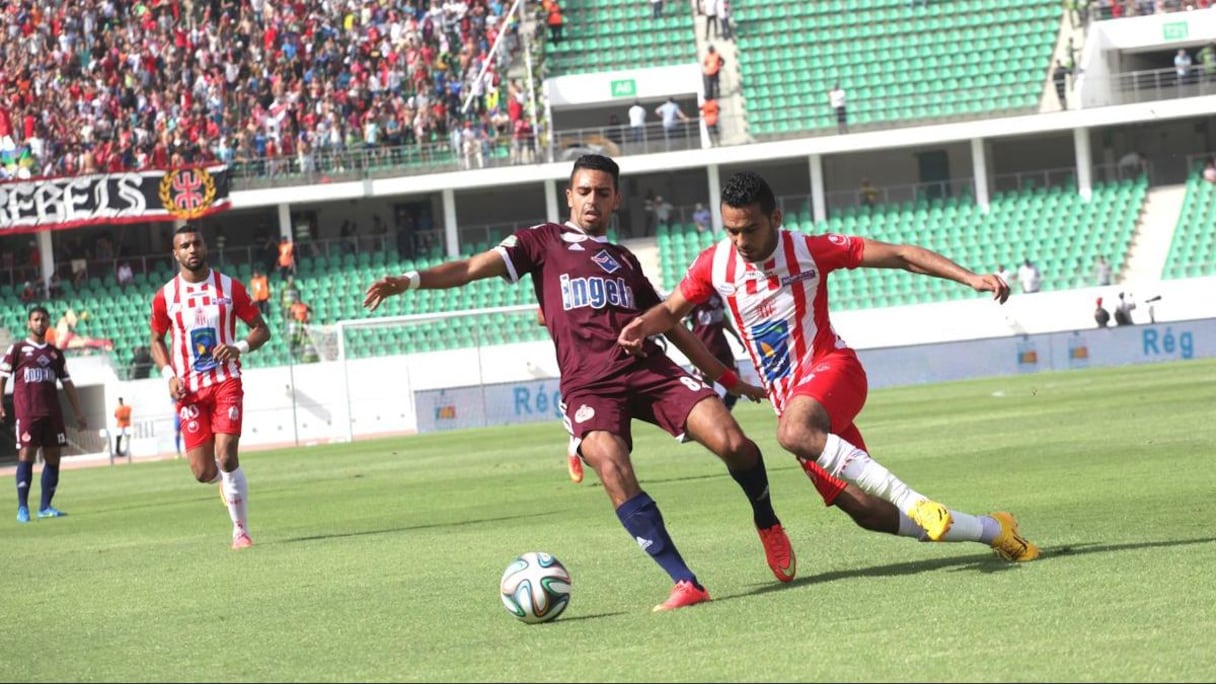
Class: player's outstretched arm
666,324,766,403
619,287,697,356
859,238,1010,304
363,250,509,311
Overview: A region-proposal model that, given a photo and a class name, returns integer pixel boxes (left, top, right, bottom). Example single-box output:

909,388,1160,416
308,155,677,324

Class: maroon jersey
0,340,71,419
497,222,664,396
686,292,735,367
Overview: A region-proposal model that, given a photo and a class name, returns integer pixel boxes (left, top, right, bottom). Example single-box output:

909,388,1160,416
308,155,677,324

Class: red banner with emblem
0,165,232,234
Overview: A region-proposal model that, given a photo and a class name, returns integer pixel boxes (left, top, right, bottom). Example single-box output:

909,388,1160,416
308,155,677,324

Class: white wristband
161,365,177,380
403,270,421,290
235,340,251,354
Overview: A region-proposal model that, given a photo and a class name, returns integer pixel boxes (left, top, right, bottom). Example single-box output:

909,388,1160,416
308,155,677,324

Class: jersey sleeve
0,344,14,377
150,289,171,336
54,349,71,383
806,233,865,273
229,280,260,324
495,223,550,284
677,246,716,305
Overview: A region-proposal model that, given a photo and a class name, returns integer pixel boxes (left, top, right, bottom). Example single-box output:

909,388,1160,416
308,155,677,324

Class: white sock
898,510,988,543
220,466,249,532
817,434,927,515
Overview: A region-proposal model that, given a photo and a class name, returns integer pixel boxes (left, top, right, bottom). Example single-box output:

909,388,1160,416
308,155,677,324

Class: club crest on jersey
749,319,792,383
590,249,621,274
190,327,219,372
193,307,207,327
37,355,51,367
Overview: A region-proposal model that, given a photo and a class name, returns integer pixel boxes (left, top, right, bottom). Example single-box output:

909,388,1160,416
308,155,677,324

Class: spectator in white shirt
1017,259,1042,294
628,100,647,143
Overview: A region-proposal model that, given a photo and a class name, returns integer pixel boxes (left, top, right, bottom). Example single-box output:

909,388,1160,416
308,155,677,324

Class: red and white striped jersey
150,269,259,393
679,230,864,413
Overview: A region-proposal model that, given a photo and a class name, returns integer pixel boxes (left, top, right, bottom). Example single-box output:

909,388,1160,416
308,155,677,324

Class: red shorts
176,378,244,452
789,350,870,506
562,356,718,452
15,415,66,450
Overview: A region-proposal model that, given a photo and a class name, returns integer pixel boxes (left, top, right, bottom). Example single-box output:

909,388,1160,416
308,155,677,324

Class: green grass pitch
3,359,1215,682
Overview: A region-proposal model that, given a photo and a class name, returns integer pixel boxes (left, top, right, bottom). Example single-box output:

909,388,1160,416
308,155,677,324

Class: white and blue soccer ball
499,552,571,624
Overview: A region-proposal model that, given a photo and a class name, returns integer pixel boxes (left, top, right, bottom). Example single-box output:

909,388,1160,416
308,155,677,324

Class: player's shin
898,510,992,542
727,452,779,529
15,461,33,510
39,463,60,511
615,492,699,587
817,434,926,515
220,467,249,531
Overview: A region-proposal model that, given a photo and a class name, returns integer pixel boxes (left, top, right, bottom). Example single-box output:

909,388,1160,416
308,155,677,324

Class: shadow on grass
272,511,562,544
714,536,1216,603
551,611,629,623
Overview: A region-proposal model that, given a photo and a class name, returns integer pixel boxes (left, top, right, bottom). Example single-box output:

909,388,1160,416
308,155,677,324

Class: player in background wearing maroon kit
151,225,271,549
621,171,1039,561
0,306,88,523
685,292,745,411
365,155,794,612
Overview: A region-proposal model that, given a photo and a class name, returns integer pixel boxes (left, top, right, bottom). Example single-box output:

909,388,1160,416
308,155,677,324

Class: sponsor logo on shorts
228,406,240,421
574,405,595,424
179,405,200,420
21,432,30,442
186,420,200,433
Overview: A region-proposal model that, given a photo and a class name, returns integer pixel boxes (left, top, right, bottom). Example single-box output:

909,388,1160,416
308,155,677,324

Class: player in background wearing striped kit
151,225,271,549
620,171,1039,562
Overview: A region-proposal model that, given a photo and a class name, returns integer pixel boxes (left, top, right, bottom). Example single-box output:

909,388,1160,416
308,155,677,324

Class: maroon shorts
15,415,66,450
789,350,870,506
176,378,245,452
562,356,718,452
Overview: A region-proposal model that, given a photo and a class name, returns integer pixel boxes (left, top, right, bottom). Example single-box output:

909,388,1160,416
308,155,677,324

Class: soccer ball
499,552,571,624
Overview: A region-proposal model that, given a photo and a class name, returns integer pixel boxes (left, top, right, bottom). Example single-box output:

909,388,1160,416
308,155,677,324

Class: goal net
299,304,562,442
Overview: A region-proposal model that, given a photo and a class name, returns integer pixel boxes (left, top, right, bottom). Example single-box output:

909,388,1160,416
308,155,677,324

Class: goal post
301,304,557,443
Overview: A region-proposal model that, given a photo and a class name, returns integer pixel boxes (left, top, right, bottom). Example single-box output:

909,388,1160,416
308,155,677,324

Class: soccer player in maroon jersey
151,225,271,549
685,292,745,411
365,155,794,612
620,171,1039,562
0,306,88,523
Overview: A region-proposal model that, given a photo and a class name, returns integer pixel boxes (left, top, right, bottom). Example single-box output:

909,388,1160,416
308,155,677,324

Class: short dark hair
571,154,620,191
721,171,778,216
27,305,49,320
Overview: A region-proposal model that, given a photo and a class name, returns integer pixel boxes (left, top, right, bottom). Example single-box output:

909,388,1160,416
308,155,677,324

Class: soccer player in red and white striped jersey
621,171,1039,562
151,224,271,549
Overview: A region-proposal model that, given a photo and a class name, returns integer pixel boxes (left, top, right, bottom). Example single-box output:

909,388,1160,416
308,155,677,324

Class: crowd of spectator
0,0,536,183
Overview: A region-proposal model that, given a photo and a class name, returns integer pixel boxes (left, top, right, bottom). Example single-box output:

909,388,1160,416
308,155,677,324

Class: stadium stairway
1038,10,1084,113
695,24,748,145
621,237,667,294
1121,184,1187,288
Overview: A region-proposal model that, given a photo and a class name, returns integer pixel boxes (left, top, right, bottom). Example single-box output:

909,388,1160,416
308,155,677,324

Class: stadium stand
0,0,529,184
657,176,1148,309
735,0,1062,137
1162,162,1216,280
540,2,697,75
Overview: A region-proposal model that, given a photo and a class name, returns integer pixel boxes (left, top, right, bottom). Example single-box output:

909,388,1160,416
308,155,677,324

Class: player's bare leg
215,433,251,549
685,397,795,582
36,446,66,518
579,430,709,610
